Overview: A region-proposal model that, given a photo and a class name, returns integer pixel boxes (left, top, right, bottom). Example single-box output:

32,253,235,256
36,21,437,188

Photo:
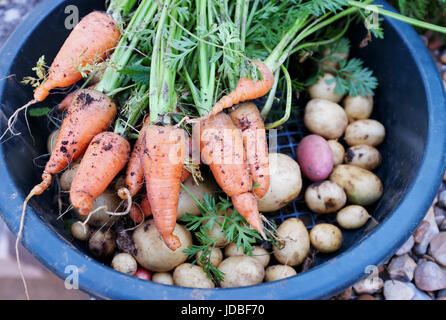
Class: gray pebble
428,232,446,267
438,190,446,209
414,260,446,292
395,235,414,256
406,282,432,300
413,209,439,255
383,280,415,300
387,254,417,282
353,276,384,295
434,206,446,226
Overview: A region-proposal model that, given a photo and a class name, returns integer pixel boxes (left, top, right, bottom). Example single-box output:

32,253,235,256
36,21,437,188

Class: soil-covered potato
60,164,80,191
304,181,347,214
336,205,371,229
224,244,270,268
304,99,348,139
132,220,192,272
345,145,382,170
310,224,343,253
177,176,216,219
258,153,302,212
218,256,265,288
152,272,174,285
329,165,383,206
111,253,137,275
344,119,385,147
344,94,373,122
88,229,116,258
273,218,310,266
173,263,215,288
196,247,223,268
307,73,344,103
75,189,121,227
264,265,297,282
327,140,345,166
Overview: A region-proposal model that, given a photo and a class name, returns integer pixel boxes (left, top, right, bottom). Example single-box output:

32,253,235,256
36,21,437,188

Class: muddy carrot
34,11,121,102
70,132,130,215
140,125,187,250
200,112,266,238
229,102,270,198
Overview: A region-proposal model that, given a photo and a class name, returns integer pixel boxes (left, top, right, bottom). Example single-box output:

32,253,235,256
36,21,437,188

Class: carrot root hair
0,99,37,142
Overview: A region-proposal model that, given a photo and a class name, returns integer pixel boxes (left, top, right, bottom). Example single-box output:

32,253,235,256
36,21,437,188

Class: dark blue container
0,0,445,299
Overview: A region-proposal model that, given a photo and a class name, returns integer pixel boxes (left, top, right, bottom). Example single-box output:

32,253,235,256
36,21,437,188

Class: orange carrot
34,11,121,102
129,194,152,223
207,61,274,117
140,125,187,250
229,103,270,199
57,84,96,112
31,89,117,197
70,132,130,215
200,113,266,238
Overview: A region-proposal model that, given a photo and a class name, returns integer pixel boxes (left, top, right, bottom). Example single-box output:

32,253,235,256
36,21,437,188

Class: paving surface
0,0,88,300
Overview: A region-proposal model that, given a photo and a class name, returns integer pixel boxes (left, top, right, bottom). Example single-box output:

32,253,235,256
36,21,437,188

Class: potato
75,189,121,228
111,253,137,276
273,218,310,266
258,153,302,212
71,221,90,241
224,242,245,257
132,220,192,272
47,129,59,154
344,119,385,147
88,229,116,258
304,99,348,139
321,46,349,73
327,140,345,165
60,164,79,191
224,244,270,268
307,73,344,103
297,134,334,182
305,181,347,214
173,263,215,288
345,145,382,170
310,223,343,253
344,94,373,122
329,165,383,206
177,176,216,219
251,246,270,268
152,272,174,285
337,205,370,229
218,256,265,288
204,211,229,247
197,247,223,268
264,265,297,282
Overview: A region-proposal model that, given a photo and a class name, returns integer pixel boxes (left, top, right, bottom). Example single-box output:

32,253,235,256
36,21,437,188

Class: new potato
297,135,334,182
327,140,345,166
304,99,348,139
310,224,343,253
344,119,385,147
177,176,216,219
133,220,192,272
305,181,347,214
152,272,174,285
258,153,302,212
345,145,382,170
265,265,297,282
307,73,344,103
173,263,215,288
196,247,223,268
329,165,383,206
337,205,370,229
75,189,121,227
218,256,265,288
273,218,310,266
344,94,373,122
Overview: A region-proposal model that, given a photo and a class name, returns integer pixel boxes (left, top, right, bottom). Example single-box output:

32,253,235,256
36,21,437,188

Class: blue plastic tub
0,0,445,299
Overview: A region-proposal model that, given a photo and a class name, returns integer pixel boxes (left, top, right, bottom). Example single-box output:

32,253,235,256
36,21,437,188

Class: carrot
200,113,266,238
70,132,130,215
123,128,190,198
129,194,152,223
207,61,274,117
57,84,96,112
34,11,121,102
140,125,187,250
229,102,270,199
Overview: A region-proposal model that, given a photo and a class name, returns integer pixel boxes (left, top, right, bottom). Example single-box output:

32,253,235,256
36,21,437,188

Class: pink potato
297,135,334,182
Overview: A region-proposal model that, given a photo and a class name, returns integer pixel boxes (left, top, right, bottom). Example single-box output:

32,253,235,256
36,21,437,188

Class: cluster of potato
293,70,386,254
